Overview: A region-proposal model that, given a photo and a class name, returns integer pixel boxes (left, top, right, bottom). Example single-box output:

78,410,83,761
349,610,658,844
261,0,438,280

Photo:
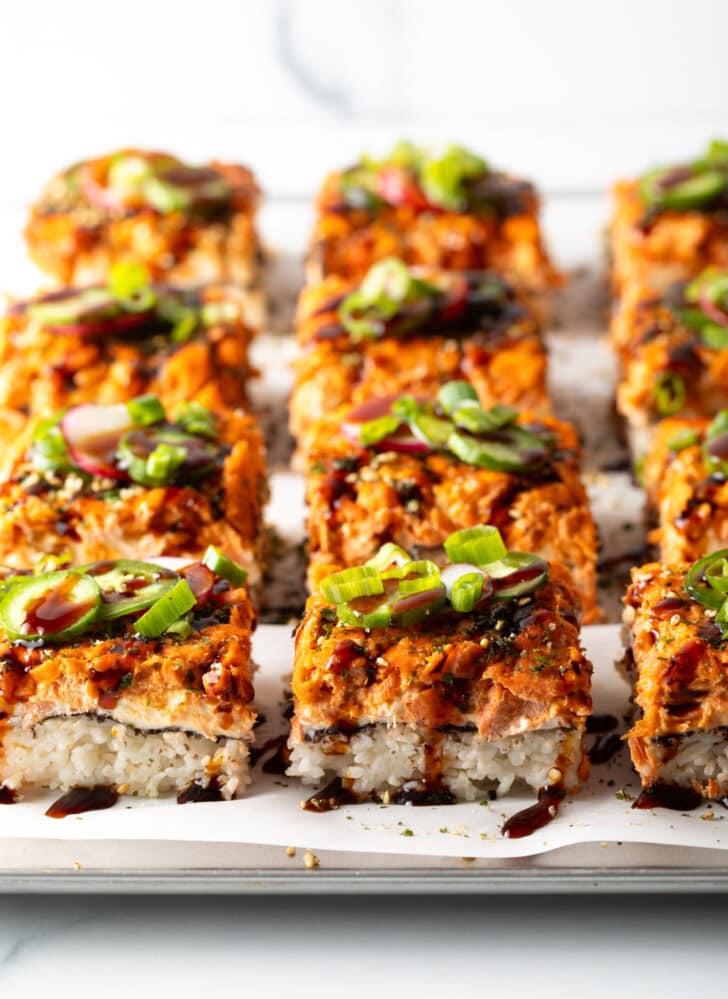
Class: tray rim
3,865,728,894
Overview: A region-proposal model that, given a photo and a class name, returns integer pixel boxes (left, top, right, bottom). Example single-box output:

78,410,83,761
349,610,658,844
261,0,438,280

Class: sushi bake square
304,388,598,622
0,553,257,803
643,413,728,566
0,271,257,446
307,142,560,297
624,556,728,800
290,259,549,450
611,140,728,295
288,528,592,805
25,149,263,308
614,272,728,458
0,396,268,587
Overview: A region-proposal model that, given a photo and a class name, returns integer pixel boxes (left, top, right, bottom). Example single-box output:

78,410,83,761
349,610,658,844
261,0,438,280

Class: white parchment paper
2,624,727,859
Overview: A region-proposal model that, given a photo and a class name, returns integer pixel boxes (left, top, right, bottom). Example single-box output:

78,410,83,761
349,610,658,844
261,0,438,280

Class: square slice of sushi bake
614,271,728,461
643,412,728,566
25,149,264,318
307,141,561,298
0,395,268,589
611,139,728,296
288,525,592,825
304,381,599,623
0,269,257,447
0,551,256,807
290,258,549,454
624,553,728,805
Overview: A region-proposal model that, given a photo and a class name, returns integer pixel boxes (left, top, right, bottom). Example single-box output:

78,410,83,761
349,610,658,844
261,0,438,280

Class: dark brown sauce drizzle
262,736,290,775
45,785,119,818
588,734,623,765
303,777,359,812
391,787,455,806
0,784,18,804
249,733,289,770
585,713,619,734
501,785,565,839
176,777,223,804
632,783,703,812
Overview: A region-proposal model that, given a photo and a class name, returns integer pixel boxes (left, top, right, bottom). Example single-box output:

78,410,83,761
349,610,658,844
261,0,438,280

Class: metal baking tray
3,840,728,893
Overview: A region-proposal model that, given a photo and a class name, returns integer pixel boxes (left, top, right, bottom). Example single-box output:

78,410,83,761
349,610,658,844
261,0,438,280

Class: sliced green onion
109,263,154,304
156,297,200,343
359,414,400,447
444,526,507,566
452,403,518,434
640,167,727,211
145,442,187,483
164,617,194,640
173,401,217,438
717,599,728,635
667,428,699,452
336,601,392,629
701,322,728,349
419,145,488,211
0,570,102,642
365,543,411,572
438,381,479,416
320,565,384,604
126,395,165,427
202,545,247,585
707,410,728,441
653,371,686,416
390,396,421,422
448,430,528,472
135,578,197,638
169,307,199,343
450,572,484,612
30,415,73,474
409,411,453,448
380,559,439,583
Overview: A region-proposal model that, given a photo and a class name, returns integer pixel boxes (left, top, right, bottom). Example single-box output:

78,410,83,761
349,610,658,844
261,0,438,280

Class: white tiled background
1,0,726,203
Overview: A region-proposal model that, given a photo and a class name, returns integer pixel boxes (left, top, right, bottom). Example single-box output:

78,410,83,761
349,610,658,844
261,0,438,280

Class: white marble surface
0,893,725,996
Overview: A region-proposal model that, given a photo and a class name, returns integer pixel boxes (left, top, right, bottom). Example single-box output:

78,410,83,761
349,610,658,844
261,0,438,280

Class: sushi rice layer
3,716,250,799
288,724,581,801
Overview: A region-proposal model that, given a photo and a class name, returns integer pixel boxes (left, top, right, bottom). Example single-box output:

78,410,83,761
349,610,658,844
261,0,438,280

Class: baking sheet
2,622,727,860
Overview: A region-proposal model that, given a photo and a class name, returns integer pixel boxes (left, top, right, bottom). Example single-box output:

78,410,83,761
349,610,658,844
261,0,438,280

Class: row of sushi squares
1,141,728,834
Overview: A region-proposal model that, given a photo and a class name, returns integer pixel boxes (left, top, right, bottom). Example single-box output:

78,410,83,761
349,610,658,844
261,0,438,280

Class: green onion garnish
359,414,400,447
126,395,165,427
653,371,686,416
320,566,384,604
365,543,411,572
135,578,197,638
444,526,507,566
108,262,153,304
202,546,247,586
452,403,518,434
173,401,217,438
30,415,73,474
145,442,187,484
450,572,484,612
667,428,699,452
438,380,479,416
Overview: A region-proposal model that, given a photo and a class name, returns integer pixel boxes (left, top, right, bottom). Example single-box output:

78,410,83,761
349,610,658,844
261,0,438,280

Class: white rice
3,715,250,799
288,724,580,800
654,730,728,794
